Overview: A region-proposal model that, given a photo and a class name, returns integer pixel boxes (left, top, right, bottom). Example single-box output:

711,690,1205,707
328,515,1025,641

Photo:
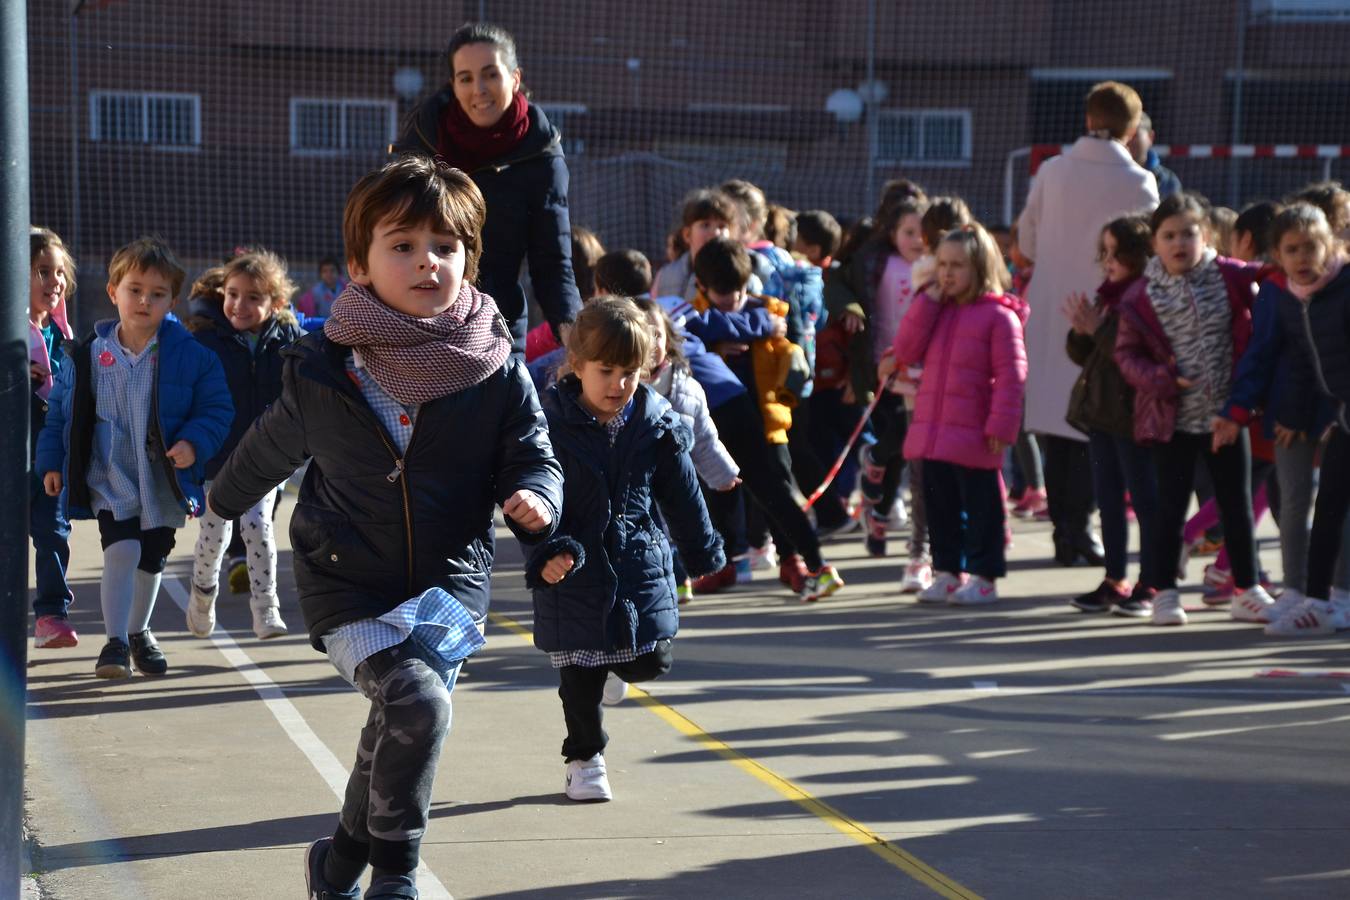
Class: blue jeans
1088,430,1158,584
30,469,73,618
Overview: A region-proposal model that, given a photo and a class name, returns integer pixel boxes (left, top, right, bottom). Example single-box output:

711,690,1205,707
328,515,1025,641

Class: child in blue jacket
528,296,724,803
36,237,232,679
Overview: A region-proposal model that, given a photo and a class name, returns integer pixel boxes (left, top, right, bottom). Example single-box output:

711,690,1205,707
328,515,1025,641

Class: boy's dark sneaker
128,630,168,676
1071,581,1127,614
304,837,362,900
1112,584,1156,618
366,875,418,899
94,638,131,679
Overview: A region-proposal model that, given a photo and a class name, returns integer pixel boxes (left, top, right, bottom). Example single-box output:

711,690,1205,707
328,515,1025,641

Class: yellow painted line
487,611,982,900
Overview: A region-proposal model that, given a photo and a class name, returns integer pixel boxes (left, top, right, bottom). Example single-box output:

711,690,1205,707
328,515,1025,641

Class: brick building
26,0,1350,327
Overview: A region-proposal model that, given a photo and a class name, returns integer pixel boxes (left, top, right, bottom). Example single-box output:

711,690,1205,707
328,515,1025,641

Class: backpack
749,243,825,398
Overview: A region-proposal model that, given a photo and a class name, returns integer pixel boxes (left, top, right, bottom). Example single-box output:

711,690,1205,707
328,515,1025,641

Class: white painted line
163,578,453,900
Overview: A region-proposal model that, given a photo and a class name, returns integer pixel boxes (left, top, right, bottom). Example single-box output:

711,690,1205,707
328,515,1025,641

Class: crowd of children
22,75,1350,899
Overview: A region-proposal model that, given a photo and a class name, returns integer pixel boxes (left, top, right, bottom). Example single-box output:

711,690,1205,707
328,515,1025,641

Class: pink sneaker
1011,487,1047,520
1201,564,1235,605
34,615,79,649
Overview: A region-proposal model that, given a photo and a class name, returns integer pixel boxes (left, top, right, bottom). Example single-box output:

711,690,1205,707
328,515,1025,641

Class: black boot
129,630,168,676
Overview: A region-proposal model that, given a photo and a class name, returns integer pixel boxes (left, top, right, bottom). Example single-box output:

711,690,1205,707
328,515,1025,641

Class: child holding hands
893,225,1027,606
1115,192,1276,627
1217,202,1350,635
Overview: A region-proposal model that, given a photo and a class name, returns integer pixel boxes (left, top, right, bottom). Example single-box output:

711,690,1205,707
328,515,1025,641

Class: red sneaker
692,563,736,595
778,554,808,592
34,615,79,649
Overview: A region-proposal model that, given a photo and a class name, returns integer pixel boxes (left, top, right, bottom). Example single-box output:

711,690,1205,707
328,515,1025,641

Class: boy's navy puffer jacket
209,333,565,650
528,378,724,654
191,308,305,479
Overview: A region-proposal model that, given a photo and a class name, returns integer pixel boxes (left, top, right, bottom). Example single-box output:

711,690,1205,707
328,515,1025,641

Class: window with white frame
90,91,200,147
537,103,586,156
290,98,397,154
874,109,971,166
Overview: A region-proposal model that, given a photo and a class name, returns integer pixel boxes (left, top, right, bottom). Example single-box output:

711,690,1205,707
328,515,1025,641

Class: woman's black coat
394,94,582,353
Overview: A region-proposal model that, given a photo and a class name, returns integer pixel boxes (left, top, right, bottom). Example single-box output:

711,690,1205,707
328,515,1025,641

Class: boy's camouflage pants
333,639,458,876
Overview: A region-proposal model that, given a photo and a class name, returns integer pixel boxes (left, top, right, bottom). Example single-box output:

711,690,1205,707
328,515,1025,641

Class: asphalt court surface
23,500,1350,899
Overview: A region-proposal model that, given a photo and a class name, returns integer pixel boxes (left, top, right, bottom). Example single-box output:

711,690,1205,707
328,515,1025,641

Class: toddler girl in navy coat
529,296,724,802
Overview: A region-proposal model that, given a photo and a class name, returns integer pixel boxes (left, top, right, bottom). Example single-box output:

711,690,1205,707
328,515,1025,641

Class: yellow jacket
691,291,801,444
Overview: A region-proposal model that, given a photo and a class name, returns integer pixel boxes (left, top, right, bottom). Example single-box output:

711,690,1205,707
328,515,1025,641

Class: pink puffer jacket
896,291,1029,470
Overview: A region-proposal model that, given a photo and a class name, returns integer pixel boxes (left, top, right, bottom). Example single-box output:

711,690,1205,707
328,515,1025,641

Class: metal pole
1004,147,1032,228
1228,0,1247,208
863,0,876,213
68,7,79,264
0,0,32,892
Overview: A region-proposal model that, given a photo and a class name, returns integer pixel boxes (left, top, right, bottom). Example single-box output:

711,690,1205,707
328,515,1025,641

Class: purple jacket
896,292,1028,470
1114,257,1261,445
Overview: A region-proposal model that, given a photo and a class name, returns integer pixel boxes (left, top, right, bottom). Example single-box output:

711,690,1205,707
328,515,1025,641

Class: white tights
193,487,278,606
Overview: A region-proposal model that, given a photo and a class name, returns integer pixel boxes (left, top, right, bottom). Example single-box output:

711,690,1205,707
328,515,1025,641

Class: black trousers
1308,426,1350,601
924,460,1007,580
787,398,847,529
1041,434,1096,541
1152,430,1256,591
711,393,823,570
558,639,673,762
862,392,909,516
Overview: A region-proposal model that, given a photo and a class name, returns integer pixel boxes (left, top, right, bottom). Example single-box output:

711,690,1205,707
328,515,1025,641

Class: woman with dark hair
394,22,581,354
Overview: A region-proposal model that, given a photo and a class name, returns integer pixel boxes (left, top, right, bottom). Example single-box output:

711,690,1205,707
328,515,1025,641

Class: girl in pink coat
894,225,1029,606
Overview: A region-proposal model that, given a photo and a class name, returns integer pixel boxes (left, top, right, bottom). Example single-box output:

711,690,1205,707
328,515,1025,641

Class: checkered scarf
323,281,511,405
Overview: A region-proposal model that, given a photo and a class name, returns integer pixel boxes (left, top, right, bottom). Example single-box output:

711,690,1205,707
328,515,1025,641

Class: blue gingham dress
321,350,485,688
549,401,659,669
85,330,186,530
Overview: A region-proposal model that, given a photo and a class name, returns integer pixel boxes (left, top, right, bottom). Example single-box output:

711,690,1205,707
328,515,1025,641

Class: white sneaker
1264,597,1335,637
250,601,289,640
901,560,933,594
1230,584,1276,623
949,576,998,606
917,571,963,604
1151,589,1187,626
1331,589,1350,630
564,754,612,802
186,583,217,637
1266,589,1306,625
749,541,778,571
602,672,629,706
890,496,909,530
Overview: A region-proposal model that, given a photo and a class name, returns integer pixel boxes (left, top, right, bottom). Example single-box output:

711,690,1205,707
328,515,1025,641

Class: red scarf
436,91,530,173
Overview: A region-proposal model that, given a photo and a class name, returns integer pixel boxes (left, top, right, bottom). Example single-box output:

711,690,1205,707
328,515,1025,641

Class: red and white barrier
1004,144,1347,225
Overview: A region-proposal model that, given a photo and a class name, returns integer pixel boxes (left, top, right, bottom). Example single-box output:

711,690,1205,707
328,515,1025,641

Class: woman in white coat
1018,81,1159,565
